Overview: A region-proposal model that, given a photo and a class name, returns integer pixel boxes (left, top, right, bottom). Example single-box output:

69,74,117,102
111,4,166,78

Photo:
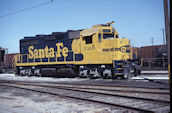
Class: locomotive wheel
38,73,42,77
122,68,129,79
122,74,128,79
88,74,98,79
88,75,93,79
112,75,117,79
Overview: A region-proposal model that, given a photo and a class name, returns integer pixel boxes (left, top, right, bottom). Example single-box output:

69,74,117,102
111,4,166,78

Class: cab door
81,35,96,63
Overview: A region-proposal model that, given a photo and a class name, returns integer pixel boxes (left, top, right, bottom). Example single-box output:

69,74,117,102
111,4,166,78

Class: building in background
3,53,18,73
0,46,18,73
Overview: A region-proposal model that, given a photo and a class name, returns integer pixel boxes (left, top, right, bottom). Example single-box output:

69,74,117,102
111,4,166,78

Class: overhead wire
0,0,53,18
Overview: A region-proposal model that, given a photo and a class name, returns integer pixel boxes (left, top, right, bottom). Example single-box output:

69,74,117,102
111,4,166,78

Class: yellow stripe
118,63,123,65
117,68,123,71
115,73,123,76
16,61,75,66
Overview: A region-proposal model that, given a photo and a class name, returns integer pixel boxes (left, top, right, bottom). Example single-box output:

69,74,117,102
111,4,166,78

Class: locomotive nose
117,39,131,60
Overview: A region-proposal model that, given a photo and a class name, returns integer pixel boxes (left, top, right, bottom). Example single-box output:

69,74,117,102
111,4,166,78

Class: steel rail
0,83,156,113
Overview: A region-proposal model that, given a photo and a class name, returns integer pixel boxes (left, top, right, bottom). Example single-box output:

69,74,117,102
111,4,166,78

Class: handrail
16,51,71,64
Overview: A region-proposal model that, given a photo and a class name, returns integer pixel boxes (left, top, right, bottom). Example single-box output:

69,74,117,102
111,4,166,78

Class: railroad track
0,79,169,89
0,81,170,113
0,80,169,93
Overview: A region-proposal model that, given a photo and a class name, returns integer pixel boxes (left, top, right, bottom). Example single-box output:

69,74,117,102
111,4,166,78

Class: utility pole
161,29,166,45
163,0,170,111
151,37,154,46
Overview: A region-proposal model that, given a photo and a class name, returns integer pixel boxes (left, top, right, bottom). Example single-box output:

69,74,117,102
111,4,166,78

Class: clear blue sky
0,0,165,53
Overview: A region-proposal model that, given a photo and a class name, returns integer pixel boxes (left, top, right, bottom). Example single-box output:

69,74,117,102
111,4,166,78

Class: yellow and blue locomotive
15,22,140,79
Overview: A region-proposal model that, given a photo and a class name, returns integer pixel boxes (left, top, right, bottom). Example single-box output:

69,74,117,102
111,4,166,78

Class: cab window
98,33,101,42
116,34,119,38
103,34,114,39
83,36,92,44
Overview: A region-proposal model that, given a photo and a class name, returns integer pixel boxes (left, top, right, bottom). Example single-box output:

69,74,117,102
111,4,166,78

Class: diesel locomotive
14,22,141,79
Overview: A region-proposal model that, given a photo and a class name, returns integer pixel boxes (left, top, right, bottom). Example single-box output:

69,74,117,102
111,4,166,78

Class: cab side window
116,34,119,38
98,33,101,42
83,36,92,44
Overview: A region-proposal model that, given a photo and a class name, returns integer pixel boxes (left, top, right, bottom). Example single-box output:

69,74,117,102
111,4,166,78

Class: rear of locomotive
14,32,78,77
75,21,140,79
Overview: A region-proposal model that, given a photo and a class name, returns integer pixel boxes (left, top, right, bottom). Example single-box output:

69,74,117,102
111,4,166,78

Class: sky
0,0,165,53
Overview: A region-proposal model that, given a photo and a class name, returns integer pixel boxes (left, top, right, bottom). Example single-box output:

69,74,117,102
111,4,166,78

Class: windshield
103,34,114,39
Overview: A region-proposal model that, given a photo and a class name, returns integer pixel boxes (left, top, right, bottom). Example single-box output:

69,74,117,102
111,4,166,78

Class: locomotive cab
75,22,140,78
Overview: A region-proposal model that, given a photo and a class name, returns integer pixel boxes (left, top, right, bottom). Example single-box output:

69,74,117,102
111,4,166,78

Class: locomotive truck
14,22,141,79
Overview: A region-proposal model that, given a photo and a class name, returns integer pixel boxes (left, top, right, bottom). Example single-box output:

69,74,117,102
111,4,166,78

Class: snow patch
0,73,169,82
141,70,168,73
131,75,169,80
0,74,88,82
